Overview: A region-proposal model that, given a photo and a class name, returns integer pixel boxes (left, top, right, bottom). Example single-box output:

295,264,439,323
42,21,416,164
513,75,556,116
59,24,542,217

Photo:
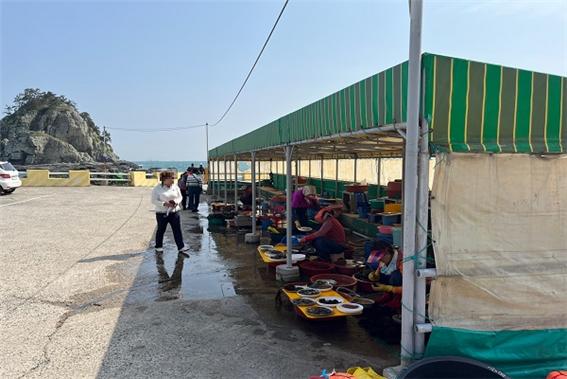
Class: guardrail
19,169,209,187
90,172,130,185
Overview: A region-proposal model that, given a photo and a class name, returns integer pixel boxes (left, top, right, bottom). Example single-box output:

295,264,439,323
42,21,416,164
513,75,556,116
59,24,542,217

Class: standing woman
151,171,188,254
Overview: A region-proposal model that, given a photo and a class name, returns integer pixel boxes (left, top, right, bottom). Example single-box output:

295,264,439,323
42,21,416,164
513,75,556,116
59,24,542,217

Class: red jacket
303,217,346,244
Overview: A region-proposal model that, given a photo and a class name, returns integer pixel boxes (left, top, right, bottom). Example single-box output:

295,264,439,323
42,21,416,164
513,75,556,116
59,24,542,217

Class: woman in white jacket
151,170,187,254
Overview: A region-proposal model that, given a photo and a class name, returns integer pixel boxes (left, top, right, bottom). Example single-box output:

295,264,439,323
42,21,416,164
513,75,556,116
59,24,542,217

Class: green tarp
209,53,566,158
426,326,567,378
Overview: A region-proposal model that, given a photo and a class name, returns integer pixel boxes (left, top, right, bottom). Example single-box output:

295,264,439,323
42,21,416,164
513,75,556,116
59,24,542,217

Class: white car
0,161,22,194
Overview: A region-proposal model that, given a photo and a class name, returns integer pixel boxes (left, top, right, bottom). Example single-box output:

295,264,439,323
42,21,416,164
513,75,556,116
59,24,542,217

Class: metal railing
89,172,130,185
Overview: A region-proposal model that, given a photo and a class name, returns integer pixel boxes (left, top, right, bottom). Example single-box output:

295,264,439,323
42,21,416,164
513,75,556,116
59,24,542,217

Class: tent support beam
335,159,339,198
377,158,382,199
224,158,228,204
320,157,324,196
275,145,300,282
286,145,294,267
400,0,423,367
414,118,430,357
234,155,238,207
210,158,215,199
245,151,260,244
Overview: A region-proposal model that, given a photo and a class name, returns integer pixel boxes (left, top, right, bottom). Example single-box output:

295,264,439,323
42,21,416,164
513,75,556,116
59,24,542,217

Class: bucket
399,356,509,379
299,260,336,277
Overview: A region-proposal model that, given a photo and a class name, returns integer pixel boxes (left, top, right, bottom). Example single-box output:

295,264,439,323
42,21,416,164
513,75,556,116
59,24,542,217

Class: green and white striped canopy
424,54,566,153
209,53,566,158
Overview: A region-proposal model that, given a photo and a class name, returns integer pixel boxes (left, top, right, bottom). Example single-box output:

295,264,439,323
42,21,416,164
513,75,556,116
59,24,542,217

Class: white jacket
151,183,183,213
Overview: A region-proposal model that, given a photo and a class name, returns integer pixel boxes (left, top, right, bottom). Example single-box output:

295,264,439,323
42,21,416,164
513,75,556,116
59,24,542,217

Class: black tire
1,187,15,195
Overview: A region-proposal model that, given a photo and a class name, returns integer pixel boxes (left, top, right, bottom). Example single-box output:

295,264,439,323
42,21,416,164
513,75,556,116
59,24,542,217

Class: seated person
291,185,317,229
369,245,403,309
239,185,253,206
299,207,346,262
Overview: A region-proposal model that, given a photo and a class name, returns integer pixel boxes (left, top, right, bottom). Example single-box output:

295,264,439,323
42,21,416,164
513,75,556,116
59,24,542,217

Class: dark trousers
187,187,201,210
181,191,188,210
378,270,402,286
155,212,185,250
313,237,345,261
293,207,308,227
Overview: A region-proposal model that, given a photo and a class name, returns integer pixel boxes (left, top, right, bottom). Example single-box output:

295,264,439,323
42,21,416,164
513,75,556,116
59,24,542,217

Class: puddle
133,200,237,302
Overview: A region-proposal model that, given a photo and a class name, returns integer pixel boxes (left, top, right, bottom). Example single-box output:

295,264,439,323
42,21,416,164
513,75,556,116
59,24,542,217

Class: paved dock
0,187,398,379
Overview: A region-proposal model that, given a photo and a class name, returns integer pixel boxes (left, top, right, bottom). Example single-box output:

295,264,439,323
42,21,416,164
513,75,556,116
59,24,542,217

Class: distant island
0,88,137,171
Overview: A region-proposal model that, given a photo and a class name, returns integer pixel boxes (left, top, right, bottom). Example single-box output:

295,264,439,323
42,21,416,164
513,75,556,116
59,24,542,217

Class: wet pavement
1,187,399,379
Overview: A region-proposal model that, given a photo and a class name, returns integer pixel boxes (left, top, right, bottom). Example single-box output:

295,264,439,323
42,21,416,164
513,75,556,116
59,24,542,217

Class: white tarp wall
427,153,567,377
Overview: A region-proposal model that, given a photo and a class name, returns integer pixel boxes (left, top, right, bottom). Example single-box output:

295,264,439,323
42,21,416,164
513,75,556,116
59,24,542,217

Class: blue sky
1,0,566,161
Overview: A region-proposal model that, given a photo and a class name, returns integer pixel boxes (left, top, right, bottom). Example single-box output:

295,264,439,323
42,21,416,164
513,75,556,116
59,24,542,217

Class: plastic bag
346,367,385,379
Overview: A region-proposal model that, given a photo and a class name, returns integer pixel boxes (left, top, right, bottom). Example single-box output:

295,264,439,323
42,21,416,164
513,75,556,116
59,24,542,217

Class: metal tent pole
320,157,324,196
308,159,312,179
251,152,257,233
354,156,358,183
401,0,423,366
286,146,293,267
217,159,221,199
210,158,214,199
377,158,382,199
295,159,299,189
414,120,430,356
274,145,300,282
234,155,238,208
224,158,228,204
335,159,339,198
245,152,260,243
205,123,209,193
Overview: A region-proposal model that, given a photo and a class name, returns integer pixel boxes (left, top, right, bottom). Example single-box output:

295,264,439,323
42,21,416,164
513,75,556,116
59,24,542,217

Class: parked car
0,161,22,194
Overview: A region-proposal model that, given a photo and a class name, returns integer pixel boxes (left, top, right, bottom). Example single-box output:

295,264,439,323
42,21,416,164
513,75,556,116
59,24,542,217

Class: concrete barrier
130,171,160,187
22,170,90,187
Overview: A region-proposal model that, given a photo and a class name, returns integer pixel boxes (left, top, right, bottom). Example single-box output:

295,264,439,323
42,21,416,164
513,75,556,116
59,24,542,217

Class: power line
106,0,290,133
210,0,289,127
106,123,207,132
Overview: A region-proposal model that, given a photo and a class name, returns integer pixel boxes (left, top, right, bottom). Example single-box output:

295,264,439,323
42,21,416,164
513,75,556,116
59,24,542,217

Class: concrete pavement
0,187,398,378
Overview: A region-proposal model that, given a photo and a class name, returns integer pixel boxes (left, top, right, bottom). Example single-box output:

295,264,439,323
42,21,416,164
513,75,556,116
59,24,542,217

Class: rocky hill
0,89,119,165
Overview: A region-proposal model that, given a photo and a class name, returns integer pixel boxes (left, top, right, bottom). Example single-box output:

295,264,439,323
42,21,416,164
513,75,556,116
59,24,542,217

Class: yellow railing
22,170,90,187
20,168,208,187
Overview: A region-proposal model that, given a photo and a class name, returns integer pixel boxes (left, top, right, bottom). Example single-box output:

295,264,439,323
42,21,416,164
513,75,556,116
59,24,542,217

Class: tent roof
209,53,566,160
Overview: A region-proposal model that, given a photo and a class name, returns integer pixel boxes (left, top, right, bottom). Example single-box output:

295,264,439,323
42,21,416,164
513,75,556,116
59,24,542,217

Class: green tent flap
423,54,567,154
209,54,566,158
425,326,567,378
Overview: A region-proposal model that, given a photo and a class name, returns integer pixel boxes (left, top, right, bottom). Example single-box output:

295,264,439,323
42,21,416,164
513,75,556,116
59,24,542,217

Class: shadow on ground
96,198,399,378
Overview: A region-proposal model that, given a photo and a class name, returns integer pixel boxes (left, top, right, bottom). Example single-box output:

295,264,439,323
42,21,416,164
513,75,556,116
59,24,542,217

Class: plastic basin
299,260,336,277
310,273,357,290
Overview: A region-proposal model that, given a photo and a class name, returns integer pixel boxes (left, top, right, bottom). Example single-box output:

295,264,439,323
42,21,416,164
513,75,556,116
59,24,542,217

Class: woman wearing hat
299,206,346,262
151,170,188,254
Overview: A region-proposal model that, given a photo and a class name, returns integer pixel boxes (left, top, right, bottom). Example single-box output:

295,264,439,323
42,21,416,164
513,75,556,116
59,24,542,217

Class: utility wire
106,123,206,132
210,0,289,127
106,0,290,133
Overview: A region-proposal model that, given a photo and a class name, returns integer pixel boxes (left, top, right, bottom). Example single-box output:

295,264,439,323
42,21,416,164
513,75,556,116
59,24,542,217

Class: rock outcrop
0,89,119,165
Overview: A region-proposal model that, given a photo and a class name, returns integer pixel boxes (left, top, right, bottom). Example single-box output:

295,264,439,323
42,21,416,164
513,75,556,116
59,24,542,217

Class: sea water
134,161,250,172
